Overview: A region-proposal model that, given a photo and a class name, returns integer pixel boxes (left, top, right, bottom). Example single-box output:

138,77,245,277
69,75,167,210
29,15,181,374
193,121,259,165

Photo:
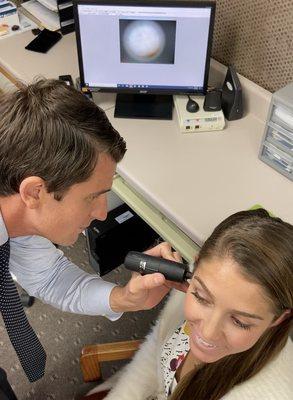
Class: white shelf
21,0,60,31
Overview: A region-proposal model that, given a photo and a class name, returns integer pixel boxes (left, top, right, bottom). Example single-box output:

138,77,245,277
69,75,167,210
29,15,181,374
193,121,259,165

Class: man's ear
270,309,291,327
19,177,47,209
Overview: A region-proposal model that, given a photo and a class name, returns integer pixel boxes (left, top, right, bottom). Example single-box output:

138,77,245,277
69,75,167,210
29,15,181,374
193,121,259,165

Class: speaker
221,65,243,121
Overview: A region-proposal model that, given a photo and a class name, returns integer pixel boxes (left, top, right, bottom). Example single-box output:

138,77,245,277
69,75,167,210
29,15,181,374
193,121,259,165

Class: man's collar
0,212,9,245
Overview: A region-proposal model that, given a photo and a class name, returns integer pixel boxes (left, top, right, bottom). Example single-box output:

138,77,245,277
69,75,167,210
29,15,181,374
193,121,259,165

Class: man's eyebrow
88,188,111,197
193,276,264,320
193,276,215,300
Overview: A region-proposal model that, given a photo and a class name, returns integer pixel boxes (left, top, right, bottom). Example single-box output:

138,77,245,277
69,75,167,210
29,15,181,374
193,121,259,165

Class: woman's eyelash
231,317,252,330
191,291,209,305
191,291,253,330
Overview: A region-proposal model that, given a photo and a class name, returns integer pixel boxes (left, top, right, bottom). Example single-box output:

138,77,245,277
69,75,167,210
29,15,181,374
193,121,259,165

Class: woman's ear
189,254,199,273
270,309,291,327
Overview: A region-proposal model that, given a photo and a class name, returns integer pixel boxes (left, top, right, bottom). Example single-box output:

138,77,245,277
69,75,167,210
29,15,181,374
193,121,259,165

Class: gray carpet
0,235,165,400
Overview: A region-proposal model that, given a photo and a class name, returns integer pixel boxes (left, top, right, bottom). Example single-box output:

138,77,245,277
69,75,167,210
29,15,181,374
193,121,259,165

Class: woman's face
184,256,277,363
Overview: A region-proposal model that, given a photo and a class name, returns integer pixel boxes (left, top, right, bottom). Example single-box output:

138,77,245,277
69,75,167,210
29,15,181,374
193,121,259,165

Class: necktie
0,240,46,382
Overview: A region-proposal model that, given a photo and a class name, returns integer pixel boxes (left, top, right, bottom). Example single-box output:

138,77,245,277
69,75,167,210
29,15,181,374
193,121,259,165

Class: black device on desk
203,90,222,111
73,0,215,120
221,65,243,120
186,95,199,113
58,75,74,86
25,29,62,53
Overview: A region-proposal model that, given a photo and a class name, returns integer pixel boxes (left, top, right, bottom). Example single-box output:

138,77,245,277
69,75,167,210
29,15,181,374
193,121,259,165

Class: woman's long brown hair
169,209,293,400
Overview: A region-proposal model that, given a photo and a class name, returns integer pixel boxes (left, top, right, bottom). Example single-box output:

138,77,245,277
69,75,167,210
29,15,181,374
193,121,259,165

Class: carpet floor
0,235,165,400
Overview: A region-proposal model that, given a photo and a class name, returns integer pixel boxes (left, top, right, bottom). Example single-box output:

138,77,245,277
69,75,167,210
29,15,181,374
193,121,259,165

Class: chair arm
80,339,142,382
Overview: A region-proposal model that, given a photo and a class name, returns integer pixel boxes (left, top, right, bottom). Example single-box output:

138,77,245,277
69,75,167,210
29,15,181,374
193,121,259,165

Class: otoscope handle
124,251,192,283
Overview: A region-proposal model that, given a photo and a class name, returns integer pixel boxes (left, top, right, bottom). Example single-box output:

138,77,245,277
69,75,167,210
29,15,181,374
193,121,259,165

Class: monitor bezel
73,0,216,96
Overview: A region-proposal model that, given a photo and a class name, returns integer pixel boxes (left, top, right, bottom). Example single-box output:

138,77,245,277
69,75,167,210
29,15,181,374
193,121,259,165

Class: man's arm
9,235,122,320
10,236,187,318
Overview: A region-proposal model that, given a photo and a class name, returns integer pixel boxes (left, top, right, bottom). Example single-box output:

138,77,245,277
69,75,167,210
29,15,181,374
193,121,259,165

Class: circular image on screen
122,20,166,62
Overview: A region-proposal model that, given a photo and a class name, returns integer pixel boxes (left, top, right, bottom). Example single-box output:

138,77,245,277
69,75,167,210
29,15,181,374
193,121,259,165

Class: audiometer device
174,95,225,133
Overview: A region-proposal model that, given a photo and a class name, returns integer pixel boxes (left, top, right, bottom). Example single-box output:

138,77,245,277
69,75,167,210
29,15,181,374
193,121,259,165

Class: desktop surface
96,92,293,246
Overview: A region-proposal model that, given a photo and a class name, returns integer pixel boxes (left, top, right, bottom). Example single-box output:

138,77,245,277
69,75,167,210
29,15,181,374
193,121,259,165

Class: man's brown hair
0,79,126,199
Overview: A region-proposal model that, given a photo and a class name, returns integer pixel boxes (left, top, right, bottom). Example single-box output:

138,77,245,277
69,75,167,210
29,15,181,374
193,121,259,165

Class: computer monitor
74,0,216,119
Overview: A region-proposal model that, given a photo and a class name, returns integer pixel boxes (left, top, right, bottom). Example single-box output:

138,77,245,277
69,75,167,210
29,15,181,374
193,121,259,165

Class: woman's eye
231,316,252,330
191,291,209,305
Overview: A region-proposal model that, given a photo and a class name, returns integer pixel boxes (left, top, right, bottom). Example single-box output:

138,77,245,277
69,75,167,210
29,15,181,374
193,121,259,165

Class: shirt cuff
82,278,123,321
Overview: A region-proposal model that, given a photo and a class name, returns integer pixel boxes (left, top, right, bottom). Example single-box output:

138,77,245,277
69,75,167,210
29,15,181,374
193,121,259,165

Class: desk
1,31,292,262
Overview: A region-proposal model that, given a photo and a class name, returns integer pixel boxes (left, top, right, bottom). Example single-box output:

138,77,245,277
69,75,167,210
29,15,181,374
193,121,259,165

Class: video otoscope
124,251,192,283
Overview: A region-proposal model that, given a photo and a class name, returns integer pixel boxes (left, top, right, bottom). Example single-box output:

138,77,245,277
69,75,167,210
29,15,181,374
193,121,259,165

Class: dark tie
0,240,46,382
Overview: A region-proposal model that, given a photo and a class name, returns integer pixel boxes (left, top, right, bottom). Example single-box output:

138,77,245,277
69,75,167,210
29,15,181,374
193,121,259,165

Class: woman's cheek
184,292,194,320
184,292,202,322
224,326,265,354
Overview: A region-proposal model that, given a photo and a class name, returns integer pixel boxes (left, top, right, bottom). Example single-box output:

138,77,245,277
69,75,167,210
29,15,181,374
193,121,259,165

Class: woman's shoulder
223,339,293,400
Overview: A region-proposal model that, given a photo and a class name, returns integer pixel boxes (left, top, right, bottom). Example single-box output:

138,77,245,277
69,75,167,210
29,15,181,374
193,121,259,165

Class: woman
89,209,292,400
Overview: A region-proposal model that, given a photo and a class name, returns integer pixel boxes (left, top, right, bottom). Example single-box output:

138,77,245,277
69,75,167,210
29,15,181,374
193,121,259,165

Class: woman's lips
194,334,217,349
189,326,219,352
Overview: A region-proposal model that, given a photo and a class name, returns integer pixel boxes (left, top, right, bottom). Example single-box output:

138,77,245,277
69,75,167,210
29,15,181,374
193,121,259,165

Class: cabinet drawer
262,142,293,174
267,122,293,154
271,105,293,133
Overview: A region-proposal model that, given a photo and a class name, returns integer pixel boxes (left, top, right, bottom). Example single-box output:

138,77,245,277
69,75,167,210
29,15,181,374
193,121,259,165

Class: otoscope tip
186,271,192,280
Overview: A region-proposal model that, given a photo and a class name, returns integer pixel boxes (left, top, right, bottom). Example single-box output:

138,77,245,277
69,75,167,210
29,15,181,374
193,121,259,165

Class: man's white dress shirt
0,212,122,320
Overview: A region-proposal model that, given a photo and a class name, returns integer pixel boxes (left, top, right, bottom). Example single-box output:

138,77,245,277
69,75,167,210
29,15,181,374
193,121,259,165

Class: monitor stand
114,93,173,120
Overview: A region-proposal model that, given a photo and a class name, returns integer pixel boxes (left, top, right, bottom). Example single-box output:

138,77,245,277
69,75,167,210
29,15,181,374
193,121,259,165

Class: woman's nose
201,312,222,343
91,194,108,221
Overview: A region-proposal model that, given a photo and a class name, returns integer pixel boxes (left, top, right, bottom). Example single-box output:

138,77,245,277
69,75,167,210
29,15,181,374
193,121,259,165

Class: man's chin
53,234,79,247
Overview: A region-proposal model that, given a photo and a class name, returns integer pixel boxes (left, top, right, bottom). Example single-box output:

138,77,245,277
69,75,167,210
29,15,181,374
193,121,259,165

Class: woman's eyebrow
193,276,215,300
231,310,264,320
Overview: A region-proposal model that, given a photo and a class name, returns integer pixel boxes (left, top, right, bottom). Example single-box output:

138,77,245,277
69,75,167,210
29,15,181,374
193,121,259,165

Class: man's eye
89,194,99,201
191,291,209,305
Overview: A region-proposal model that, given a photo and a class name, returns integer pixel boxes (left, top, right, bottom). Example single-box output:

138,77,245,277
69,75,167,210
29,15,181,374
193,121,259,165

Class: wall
211,0,293,92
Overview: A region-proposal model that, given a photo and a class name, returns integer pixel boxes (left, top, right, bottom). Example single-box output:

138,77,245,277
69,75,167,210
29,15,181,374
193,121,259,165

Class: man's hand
109,242,189,313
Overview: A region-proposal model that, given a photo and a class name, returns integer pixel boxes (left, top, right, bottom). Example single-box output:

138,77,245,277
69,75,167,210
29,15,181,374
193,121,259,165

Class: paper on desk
21,0,60,31
0,11,37,39
37,0,58,12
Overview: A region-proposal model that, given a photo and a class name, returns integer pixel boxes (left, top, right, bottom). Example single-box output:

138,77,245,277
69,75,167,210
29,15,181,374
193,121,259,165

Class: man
0,80,185,398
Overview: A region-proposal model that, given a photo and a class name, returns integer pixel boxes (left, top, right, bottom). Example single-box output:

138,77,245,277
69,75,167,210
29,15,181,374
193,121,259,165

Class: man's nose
91,194,108,221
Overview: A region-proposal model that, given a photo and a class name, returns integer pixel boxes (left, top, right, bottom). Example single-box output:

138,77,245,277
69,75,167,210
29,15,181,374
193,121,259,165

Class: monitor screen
74,1,215,95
